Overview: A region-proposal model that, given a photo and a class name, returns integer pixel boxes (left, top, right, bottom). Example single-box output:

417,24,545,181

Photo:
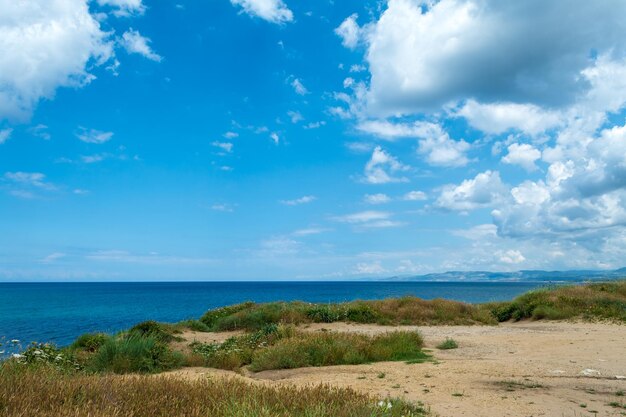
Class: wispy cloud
280,195,316,206
75,127,113,144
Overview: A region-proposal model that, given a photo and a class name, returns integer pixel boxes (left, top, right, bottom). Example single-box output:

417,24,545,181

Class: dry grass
0,364,427,417
195,281,626,332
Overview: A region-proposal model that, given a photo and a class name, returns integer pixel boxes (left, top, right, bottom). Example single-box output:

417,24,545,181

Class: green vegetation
87,334,184,374
486,281,626,322
199,297,496,332
189,324,428,372
195,281,626,332
0,364,428,417
436,338,458,350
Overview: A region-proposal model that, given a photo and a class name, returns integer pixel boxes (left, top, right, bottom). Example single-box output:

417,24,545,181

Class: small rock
580,369,601,376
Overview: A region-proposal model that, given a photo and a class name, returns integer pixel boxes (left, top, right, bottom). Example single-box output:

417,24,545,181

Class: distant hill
380,268,626,282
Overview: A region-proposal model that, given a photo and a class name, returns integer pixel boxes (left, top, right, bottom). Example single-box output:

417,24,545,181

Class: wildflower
11,353,23,359
10,339,19,344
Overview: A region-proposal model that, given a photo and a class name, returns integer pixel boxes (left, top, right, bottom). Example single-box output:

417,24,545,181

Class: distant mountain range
380,267,626,282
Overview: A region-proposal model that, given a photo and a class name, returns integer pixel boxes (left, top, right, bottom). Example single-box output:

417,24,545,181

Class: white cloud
343,77,355,89
210,203,235,212
120,29,162,62
333,210,403,229
293,227,329,236
403,190,427,201
502,143,541,172
281,195,316,206
304,121,326,129
290,78,308,95
0,0,114,120
212,141,233,153
363,146,409,184
223,131,239,139
335,14,361,49
354,260,386,275
357,120,470,167
97,0,145,16
75,127,113,144
270,132,280,144
458,100,562,136
230,0,293,24
364,193,391,204
287,110,303,123
435,170,506,212
3,171,56,198
40,252,66,263
359,0,626,116
498,249,526,264
0,128,13,144
333,210,390,224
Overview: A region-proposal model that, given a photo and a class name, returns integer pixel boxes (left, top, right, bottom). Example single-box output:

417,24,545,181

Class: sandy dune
167,322,626,416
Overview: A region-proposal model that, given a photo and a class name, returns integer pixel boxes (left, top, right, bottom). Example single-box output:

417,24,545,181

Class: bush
88,335,183,374
178,319,211,332
249,330,426,372
71,333,110,352
128,321,181,343
11,343,80,371
436,338,458,350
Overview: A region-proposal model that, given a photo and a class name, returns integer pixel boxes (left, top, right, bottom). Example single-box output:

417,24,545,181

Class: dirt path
165,322,626,417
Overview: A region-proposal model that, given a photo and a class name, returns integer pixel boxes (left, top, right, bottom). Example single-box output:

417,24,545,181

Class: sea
0,281,549,348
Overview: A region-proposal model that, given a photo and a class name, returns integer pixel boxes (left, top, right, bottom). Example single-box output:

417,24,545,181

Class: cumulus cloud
363,146,409,184
498,249,526,264
357,120,470,167
493,122,626,243
501,143,542,172
75,127,113,144
458,100,563,136
120,29,162,62
97,0,145,16
335,14,361,49
359,0,626,116
0,0,114,121
230,0,293,24
403,190,427,201
435,170,506,212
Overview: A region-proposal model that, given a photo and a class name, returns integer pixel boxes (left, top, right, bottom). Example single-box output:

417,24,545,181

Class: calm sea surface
0,281,547,347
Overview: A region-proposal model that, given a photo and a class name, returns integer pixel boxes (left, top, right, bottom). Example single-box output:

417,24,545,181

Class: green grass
196,281,626,332
189,325,429,372
87,334,184,374
436,338,458,350
0,364,428,417
485,281,626,322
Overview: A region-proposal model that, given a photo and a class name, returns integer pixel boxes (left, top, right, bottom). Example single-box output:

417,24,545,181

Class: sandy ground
166,322,626,417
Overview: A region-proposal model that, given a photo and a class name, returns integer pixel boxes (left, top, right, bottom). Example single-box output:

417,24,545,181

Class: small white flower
378,401,385,407
11,353,23,359
10,339,19,344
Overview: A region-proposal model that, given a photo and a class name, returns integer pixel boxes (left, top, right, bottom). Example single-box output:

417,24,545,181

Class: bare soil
166,322,626,417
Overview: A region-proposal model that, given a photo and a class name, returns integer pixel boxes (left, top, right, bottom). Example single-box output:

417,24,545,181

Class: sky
1,0,626,281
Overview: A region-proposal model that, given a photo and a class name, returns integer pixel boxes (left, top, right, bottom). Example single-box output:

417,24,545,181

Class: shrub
436,338,458,350
88,335,183,374
11,343,80,371
71,333,110,352
128,321,181,343
178,319,211,332
249,330,426,372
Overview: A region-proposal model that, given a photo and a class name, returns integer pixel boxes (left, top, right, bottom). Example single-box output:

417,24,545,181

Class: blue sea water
0,281,546,348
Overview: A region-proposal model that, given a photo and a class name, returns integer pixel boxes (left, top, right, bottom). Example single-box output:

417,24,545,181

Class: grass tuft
436,338,458,350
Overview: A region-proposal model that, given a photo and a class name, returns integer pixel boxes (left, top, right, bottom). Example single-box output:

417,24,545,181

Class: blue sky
2,0,626,281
